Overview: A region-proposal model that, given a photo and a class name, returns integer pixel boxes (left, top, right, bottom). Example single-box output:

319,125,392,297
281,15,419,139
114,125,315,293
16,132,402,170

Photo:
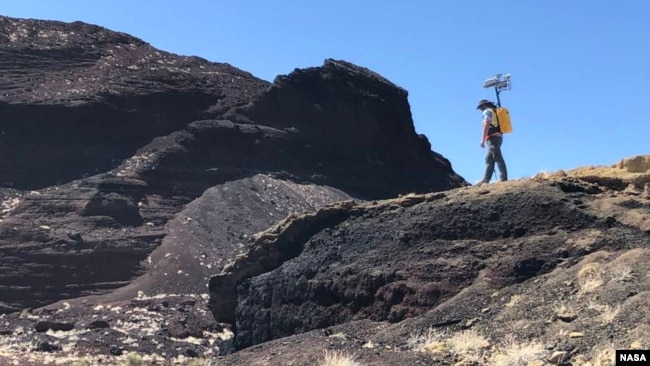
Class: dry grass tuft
411,328,490,361
489,336,545,366
448,329,490,353
578,262,604,294
122,352,144,366
319,350,359,366
578,262,601,279
447,329,490,363
553,302,578,321
587,302,622,324
505,294,523,308
629,340,647,350
410,328,447,354
599,305,621,324
611,265,636,283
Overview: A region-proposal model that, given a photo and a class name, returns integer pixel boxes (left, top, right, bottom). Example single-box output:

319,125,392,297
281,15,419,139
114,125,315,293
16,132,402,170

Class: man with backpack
476,99,508,184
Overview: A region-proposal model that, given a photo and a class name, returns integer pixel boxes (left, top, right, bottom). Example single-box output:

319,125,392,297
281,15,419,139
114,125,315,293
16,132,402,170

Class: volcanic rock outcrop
0,16,268,190
1,15,647,366
0,14,470,363
209,174,648,351
211,166,650,365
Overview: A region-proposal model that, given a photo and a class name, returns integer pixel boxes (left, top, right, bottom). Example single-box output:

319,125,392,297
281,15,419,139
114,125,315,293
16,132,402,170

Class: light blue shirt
482,109,494,125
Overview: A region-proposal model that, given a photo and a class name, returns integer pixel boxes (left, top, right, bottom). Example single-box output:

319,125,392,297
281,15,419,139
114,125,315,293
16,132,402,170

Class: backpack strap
490,108,499,128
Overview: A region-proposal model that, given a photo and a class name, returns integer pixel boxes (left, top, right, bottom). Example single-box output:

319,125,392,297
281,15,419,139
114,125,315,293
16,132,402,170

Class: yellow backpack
495,107,512,133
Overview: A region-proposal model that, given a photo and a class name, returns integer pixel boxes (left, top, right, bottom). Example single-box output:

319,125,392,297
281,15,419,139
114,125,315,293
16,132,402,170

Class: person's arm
480,110,492,147
481,122,489,145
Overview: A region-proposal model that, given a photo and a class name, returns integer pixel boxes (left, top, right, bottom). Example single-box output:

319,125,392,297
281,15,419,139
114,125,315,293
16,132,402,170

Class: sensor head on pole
483,73,512,91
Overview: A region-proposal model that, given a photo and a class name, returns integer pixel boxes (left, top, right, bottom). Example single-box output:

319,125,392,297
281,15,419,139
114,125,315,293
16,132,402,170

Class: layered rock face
0,15,466,316
209,177,646,350
213,171,650,366
0,15,648,366
0,15,266,314
220,60,463,198
0,16,267,190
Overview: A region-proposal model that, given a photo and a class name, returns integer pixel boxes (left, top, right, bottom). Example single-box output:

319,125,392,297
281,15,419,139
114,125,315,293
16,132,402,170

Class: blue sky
3,1,649,183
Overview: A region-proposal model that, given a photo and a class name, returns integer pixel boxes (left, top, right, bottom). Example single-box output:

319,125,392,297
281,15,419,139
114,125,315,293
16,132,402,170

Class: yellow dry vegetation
319,350,359,366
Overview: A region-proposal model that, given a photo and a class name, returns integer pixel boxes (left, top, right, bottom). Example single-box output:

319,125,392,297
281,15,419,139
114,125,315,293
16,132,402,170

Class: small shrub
587,302,621,324
319,350,358,366
578,262,604,294
553,302,577,321
490,336,545,366
611,266,636,283
578,262,601,279
447,329,490,363
409,328,446,354
412,328,489,362
505,294,523,308
122,353,143,366
599,305,621,324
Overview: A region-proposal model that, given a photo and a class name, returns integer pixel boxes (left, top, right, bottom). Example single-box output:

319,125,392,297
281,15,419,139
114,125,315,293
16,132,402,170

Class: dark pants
483,135,507,182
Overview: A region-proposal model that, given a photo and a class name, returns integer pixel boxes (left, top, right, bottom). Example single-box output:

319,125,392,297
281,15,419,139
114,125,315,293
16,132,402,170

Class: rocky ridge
0,14,647,366
0,160,648,365
0,14,466,315
212,159,650,365
0,14,476,365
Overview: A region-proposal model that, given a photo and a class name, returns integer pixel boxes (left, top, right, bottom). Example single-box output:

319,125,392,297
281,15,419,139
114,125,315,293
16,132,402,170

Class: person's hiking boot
474,180,489,186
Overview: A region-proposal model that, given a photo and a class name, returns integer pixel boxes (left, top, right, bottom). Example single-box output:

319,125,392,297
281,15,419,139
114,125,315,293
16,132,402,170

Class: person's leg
482,142,496,183
490,136,508,181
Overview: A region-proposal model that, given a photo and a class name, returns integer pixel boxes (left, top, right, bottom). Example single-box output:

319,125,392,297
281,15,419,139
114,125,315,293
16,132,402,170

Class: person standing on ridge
476,99,507,184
